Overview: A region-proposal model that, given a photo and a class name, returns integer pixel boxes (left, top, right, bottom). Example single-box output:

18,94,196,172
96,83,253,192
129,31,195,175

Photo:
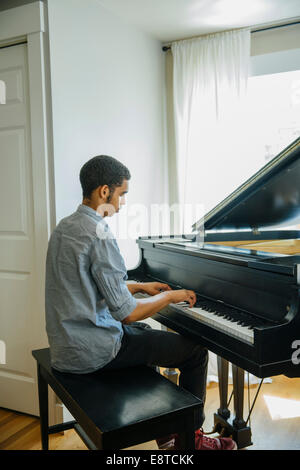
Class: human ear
99,185,110,200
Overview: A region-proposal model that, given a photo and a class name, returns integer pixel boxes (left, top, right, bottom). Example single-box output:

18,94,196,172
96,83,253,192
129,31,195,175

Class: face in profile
97,179,129,217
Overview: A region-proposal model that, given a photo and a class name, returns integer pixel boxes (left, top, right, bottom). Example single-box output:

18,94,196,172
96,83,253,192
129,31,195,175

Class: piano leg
232,364,246,429
217,356,230,419
213,356,232,439
231,364,252,448
214,360,252,449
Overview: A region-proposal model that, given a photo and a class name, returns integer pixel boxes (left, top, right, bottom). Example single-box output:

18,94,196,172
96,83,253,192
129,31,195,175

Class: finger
160,283,172,291
189,290,196,300
189,291,196,306
184,291,192,307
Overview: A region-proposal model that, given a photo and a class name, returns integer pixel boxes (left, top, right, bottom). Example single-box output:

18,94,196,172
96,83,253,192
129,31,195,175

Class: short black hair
79,155,131,199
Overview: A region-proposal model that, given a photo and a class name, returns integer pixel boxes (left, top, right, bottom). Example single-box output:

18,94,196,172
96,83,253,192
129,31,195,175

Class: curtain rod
162,19,300,51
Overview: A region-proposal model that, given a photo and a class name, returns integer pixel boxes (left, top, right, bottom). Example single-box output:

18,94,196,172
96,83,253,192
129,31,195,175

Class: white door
0,43,43,416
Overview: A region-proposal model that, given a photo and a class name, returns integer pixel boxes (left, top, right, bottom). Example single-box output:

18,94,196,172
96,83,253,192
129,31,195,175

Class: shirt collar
77,204,105,223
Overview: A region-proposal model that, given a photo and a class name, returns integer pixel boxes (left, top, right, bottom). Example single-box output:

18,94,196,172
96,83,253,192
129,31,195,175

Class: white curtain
172,28,272,385
172,28,251,233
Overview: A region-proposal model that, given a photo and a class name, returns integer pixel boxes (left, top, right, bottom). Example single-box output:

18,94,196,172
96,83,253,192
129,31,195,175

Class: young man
45,155,236,450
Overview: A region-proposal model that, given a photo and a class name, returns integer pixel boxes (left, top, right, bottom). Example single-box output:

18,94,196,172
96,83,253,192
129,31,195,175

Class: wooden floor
1,374,299,450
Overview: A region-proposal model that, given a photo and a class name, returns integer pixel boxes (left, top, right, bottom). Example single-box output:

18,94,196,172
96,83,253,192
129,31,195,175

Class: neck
82,199,97,211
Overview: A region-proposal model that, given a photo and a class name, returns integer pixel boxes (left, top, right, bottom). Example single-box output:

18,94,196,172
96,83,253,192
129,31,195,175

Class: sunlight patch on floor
263,395,300,420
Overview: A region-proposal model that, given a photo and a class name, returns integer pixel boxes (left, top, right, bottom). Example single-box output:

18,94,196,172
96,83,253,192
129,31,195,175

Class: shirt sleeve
90,236,137,322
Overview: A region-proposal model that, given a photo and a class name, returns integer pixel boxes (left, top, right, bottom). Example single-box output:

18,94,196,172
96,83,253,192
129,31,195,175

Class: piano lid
192,136,300,233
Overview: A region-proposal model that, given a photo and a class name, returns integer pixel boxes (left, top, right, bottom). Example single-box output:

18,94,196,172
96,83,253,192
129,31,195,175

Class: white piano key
175,305,254,344
137,293,254,344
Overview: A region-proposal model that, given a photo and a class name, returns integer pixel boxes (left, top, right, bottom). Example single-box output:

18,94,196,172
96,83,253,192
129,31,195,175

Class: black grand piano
128,136,300,448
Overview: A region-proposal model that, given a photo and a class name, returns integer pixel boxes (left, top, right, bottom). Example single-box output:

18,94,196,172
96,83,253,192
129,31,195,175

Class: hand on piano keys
167,289,197,307
141,282,197,307
140,281,172,296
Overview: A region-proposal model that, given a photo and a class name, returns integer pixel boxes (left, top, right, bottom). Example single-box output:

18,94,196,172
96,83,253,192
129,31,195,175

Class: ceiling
97,0,300,43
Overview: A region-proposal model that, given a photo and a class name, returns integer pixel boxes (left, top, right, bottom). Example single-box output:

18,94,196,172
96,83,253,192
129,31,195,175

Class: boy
45,155,236,450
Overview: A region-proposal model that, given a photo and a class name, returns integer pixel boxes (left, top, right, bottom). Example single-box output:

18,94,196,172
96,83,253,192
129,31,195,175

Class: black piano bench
32,348,203,450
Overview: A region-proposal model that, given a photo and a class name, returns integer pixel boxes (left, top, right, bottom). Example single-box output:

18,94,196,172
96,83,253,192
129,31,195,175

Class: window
192,68,300,222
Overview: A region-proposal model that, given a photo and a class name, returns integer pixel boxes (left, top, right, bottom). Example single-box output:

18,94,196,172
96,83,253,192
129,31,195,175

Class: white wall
46,0,167,268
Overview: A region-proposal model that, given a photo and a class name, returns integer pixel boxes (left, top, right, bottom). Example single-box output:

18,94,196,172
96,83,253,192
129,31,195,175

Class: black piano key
192,296,270,329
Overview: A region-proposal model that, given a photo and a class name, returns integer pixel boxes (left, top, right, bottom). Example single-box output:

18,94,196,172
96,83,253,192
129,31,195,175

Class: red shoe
194,429,237,450
157,430,237,450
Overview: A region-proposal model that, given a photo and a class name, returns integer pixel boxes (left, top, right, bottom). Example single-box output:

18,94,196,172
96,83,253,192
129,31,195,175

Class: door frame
0,1,59,426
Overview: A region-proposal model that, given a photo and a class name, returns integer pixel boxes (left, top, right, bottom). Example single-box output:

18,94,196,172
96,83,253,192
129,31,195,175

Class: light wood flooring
1,374,299,450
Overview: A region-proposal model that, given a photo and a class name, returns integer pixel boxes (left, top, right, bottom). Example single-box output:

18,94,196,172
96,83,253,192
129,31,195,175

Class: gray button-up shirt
45,204,137,373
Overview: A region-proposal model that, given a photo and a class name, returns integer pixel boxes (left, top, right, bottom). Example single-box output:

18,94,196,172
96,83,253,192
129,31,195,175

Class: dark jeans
101,322,208,430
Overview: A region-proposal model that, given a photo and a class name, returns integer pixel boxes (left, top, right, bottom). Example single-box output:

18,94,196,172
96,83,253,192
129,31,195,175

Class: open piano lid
192,136,300,234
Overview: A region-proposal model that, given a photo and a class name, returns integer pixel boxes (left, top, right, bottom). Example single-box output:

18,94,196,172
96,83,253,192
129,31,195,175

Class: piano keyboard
133,288,263,345
175,303,255,344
